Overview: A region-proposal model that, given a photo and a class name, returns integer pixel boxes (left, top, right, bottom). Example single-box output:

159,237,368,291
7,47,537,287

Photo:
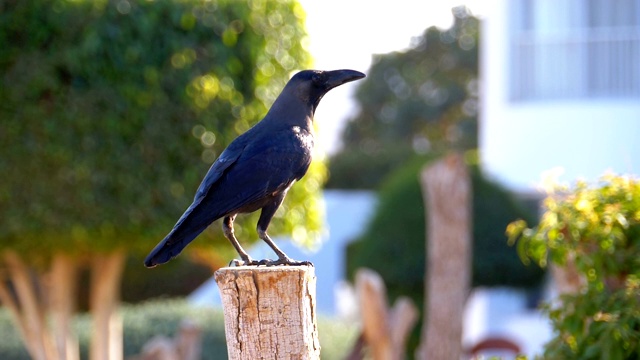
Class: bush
0,299,358,359
120,256,212,303
347,156,544,297
327,145,415,190
508,174,640,358
0,310,29,360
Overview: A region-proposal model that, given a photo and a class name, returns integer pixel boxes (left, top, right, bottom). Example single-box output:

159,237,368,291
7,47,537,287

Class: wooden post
214,265,320,360
416,154,471,360
355,268,418,360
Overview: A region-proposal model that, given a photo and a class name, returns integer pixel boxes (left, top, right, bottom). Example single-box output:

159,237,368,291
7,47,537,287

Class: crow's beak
325,69,366,90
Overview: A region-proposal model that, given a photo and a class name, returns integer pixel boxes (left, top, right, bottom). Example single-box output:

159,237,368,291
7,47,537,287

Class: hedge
0,299,358,359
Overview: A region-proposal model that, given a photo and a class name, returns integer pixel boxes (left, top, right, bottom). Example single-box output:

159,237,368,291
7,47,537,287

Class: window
509,0,640,100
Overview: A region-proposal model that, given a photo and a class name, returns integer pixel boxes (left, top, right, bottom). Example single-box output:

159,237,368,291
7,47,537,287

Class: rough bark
214,265,320,360
417,154,471,360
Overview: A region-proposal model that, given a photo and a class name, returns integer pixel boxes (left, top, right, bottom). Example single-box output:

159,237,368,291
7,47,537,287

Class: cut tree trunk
417,154,471,360
214,265,320,360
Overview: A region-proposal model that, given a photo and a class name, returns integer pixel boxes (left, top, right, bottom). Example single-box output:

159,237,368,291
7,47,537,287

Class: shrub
347,156,544,301
326,145,415,190
508,174,640,358
0,299,358,359
120,256,212,303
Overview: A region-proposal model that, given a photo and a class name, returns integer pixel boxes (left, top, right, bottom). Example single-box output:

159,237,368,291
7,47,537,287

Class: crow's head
287,69,365,111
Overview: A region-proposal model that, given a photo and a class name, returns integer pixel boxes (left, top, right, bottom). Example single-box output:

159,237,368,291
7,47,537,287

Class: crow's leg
256,199,312,267
223,215,258,266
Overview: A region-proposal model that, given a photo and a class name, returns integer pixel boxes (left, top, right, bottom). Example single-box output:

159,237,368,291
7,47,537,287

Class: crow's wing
193,136,246,200
143,133,248,267
196,128,312,216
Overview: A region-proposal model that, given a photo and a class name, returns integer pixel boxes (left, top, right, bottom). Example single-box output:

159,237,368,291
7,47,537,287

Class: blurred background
1,0,639,359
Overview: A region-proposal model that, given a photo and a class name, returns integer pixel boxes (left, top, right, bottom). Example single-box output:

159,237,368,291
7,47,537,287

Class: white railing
510,27,640,100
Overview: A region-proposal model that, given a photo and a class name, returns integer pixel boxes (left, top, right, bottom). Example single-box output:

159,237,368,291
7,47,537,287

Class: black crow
144,69,365,267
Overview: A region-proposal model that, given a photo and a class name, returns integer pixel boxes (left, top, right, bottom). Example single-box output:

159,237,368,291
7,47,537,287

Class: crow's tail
143,230,199,268
144,201,217,268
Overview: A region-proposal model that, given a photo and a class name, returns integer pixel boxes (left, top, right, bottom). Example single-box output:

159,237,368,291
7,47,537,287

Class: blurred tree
346,156,545,352
0,0,317,358
331,7,540,355
327,7,478,189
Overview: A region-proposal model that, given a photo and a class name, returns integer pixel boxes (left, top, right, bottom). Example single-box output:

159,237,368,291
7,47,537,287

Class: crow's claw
264,257,313,267
229,258,262,267
229,257,313,267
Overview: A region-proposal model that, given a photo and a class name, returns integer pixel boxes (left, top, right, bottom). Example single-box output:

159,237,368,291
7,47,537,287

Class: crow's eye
312,73,324,85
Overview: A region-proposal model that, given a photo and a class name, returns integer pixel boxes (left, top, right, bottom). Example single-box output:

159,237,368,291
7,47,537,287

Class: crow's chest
290,125,314,154
267,126,313,179
260,126,313,159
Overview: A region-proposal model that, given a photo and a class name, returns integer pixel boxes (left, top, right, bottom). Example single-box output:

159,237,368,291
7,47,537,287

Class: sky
298,0,485,154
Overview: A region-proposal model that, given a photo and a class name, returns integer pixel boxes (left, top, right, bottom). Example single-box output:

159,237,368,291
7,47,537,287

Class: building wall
480,0,640,193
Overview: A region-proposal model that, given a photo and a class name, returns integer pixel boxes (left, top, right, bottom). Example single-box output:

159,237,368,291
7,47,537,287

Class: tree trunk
214,265,320,360
90,250,126,360
0,250,128,360
416,154,471,360
49,253,80,360
0,250,56,360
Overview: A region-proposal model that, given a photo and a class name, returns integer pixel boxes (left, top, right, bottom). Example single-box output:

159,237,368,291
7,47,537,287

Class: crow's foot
228,257,262,267
229,257,313,267
262,257,313,267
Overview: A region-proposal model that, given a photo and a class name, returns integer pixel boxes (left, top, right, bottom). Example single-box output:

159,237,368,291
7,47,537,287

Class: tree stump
214,265,320,360
354,268,418,360
417,154,471,360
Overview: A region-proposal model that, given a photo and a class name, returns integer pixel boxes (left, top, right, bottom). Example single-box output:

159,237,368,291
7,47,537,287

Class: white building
472,1,640,355
480,0,640,194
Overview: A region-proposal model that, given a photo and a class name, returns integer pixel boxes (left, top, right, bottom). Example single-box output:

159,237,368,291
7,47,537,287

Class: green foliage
508,175,640,358
52,257,212,311
0,0,323,261
328,7,478,189
347,156,544,300
326,145,415,190
346,157,433,302
121,256,212,303
508,175,640,279
542,282,640,359
117,300,228,359
0,310,28,360
0,299,359,359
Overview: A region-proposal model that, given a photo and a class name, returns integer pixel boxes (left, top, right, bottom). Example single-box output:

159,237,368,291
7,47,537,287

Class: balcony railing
510,27,640,101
